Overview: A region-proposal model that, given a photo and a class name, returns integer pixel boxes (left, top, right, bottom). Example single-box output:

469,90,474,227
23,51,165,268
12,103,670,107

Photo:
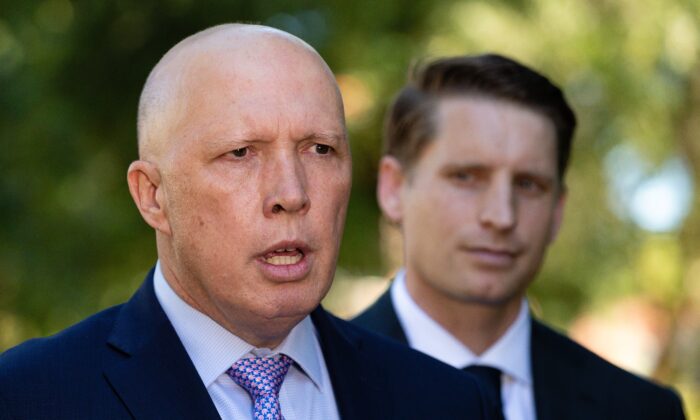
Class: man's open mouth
264,248,304,266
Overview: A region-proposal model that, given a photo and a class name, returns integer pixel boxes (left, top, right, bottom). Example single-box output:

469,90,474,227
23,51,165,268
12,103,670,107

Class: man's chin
459,289,523,308
446,283,520,306
257,296,321,321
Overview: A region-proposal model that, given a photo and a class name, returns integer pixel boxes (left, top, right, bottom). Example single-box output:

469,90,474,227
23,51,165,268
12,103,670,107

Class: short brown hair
384,54,577,179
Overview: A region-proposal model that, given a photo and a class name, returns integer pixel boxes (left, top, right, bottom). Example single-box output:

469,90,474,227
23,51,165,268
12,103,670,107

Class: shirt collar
392,268,532,385
153,261,325,390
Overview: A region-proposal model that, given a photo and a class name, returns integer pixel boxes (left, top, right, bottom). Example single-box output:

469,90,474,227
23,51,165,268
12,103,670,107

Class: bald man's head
127,23,350,347
136,23,342,161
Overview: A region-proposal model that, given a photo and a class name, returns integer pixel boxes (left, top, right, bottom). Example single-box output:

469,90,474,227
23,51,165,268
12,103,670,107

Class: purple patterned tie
227,354,293,420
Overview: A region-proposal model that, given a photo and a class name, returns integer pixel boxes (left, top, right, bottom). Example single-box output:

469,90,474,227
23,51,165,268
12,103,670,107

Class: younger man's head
377,54,576,318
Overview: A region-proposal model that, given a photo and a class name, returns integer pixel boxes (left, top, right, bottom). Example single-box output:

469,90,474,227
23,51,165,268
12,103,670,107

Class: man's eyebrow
204,134,255,148
440,162,489,172
204,130,346,146
300,132,347,143
513,168,557,181
440,162,556,179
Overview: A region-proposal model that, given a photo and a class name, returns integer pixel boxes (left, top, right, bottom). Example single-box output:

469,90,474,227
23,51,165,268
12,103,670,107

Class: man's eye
452,171,475,182
516,177,542,192
231,147,248,158
315,144,332,155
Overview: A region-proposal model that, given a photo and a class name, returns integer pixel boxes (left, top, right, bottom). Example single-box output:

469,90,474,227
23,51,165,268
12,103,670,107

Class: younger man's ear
126,160,171,235
377,156,406,225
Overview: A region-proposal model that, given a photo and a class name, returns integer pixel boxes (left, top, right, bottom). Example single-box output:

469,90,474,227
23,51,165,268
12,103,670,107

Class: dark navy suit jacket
353,289,686,420
0,270,497,419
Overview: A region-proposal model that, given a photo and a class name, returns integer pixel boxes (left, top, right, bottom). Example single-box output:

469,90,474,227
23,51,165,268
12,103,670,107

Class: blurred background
1,0,699,415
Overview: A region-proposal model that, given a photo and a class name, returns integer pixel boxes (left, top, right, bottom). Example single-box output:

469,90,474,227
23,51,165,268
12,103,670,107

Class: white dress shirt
392,269,536,420
153,262,340,420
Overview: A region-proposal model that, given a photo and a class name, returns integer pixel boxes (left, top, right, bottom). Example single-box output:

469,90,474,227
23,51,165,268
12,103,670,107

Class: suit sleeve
671,389,687,420
0,391,13,420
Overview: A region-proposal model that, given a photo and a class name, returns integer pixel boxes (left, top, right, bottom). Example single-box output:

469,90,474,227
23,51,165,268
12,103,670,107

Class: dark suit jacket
353,289,686,420
0,269,496,420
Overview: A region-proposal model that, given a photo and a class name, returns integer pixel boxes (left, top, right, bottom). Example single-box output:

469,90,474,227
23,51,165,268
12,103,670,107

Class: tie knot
463,365,501,389
228,354,293,399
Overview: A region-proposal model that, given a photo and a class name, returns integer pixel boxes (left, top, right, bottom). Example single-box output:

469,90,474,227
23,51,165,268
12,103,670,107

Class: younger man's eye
453,171,474,181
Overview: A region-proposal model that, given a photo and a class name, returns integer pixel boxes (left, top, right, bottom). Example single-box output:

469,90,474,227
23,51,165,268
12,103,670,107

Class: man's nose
263,153,310,217
478,179,516,231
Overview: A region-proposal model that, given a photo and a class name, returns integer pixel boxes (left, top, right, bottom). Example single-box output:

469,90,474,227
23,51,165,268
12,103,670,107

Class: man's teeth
265,254,303,265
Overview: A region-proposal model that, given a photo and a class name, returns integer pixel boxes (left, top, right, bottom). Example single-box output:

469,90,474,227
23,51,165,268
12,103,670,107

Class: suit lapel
311,307,391,420
103,271,221,419
530,319,601,420
361,290,607,419
352,287,409,345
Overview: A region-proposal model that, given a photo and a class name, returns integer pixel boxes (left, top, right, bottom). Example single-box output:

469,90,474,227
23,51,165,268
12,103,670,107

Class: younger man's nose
478,180,516,231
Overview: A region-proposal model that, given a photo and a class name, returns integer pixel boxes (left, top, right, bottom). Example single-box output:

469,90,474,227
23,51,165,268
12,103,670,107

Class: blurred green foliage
2,0,699,414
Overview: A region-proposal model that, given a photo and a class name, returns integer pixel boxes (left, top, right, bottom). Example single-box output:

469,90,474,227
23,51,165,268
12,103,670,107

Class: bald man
0,25,497,420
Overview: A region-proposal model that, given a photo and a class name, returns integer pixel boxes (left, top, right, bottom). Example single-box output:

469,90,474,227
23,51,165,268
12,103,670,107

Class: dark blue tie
464,365,505,420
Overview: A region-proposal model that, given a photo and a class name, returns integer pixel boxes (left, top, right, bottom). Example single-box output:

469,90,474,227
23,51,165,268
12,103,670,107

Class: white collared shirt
392,269,536,420
153,262,340,420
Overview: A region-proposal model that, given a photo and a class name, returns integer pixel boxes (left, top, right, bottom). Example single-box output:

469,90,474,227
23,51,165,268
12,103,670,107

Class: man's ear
377,156,406,225
127,160,171,235
548,187,567,243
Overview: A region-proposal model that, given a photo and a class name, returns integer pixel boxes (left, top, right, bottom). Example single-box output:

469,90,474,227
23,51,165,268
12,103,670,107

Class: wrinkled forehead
139,26,344,159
